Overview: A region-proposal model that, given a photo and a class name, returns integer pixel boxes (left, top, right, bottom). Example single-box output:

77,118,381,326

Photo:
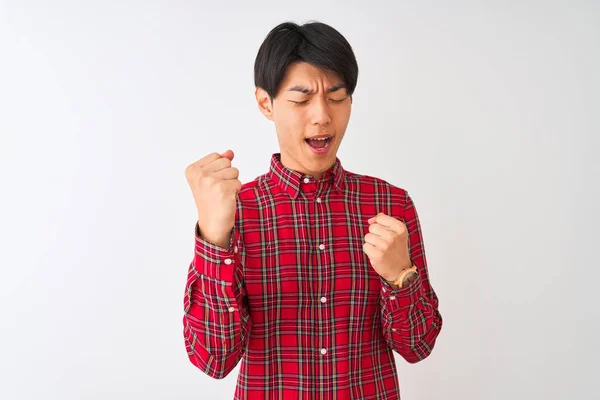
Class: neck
280,151,330,181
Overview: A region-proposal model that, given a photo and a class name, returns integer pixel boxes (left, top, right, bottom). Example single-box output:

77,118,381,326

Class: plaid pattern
183,153,443,399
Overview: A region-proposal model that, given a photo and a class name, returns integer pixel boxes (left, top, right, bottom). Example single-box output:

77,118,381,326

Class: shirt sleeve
379,192,443,363
182,222,252,379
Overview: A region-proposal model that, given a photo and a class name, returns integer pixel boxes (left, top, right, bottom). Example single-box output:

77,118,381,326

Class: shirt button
228,307,235,312
316,197,322,203
234,246,238,253
389,296,396,300
303,177,310,183
224,258,232,265
392,328,397,332
319,244,325,250
320,296,327,303
320,348,327,355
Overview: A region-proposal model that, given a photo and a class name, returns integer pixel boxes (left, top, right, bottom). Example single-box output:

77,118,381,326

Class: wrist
385,265,418,288
384,259,412,282
196,223,233,250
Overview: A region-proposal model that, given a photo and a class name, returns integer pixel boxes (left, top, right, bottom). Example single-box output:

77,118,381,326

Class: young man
183,21,443,399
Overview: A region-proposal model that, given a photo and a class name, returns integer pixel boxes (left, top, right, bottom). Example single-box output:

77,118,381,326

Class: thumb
220,149,234,161
368,212,384,224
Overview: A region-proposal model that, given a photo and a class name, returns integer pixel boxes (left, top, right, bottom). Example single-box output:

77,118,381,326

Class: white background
1,1,598,399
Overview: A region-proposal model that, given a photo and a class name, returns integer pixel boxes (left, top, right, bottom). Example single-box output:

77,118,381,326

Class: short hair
254,21,359,101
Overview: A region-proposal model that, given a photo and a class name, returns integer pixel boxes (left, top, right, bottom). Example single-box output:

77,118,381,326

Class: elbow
402,346,433,364
396,340,436,364
183,331,243,380
397,321,443,364
182,315,243,380
202,362,236,380
186,349,237,379
210,370,233,380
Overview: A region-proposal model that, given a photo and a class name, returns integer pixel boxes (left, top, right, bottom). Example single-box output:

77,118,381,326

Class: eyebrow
287,83,347,94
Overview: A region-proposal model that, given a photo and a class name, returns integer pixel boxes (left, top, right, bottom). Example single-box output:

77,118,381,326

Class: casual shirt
183,153,443,399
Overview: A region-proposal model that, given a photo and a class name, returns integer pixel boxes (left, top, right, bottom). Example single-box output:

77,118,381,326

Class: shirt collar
268,153,346,199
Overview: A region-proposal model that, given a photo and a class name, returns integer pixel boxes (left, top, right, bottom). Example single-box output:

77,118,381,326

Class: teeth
308,137,330,141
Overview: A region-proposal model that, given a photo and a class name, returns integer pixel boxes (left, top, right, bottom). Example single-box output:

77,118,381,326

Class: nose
310,96,332,128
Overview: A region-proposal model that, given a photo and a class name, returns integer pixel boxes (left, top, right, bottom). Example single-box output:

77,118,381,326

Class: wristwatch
386,265,418,288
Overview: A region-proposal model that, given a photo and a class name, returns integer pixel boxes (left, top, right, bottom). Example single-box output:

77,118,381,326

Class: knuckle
215,180,227,192
184,164,195,177
197,167,208,178
203,175,216,186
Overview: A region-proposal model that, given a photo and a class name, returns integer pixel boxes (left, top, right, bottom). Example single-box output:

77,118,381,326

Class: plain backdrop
1,1,598,399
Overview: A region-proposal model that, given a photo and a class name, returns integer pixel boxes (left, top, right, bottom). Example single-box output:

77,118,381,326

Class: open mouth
305,136,333,151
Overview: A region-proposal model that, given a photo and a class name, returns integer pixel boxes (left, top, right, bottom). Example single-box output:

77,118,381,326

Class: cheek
275,110,306,138
335,108,351,131
339,104,352,121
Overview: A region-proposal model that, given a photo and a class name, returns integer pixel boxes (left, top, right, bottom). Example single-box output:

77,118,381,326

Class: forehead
280,62,344,90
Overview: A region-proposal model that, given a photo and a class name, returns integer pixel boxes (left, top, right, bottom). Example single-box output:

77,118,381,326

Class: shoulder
343,169,409,201
236,177,262,202
235,173,276,207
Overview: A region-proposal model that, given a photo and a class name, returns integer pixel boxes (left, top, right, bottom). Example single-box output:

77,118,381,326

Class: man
183,21,443,399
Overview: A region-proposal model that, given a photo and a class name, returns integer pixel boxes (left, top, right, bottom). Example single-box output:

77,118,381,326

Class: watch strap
387,265,418,288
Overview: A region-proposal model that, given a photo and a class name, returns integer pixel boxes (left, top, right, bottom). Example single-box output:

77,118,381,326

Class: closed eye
289,98,346,106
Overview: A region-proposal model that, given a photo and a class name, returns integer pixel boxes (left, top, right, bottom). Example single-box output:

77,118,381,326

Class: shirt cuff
379,273,425,307
194,222,239,284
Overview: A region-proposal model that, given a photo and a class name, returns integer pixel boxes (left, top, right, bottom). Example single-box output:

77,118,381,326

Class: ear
255,87,274,121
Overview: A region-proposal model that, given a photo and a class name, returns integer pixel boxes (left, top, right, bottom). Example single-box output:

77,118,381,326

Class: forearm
182,222,252,379
380,272,443,363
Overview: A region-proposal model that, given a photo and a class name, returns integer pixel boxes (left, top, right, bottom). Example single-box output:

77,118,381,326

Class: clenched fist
185,149,241,249
363,212,412,282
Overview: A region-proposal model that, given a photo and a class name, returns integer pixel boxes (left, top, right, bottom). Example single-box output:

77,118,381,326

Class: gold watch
386,265,418,288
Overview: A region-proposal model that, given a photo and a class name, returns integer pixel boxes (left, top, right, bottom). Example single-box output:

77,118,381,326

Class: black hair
253,21,359,101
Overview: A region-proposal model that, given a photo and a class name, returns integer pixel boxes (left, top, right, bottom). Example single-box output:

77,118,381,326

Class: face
255,62,352,180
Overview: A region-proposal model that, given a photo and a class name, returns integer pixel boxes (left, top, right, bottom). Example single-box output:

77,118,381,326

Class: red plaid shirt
183,153,443,399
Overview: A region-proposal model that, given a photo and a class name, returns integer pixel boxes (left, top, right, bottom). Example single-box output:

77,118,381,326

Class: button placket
312,183,331,364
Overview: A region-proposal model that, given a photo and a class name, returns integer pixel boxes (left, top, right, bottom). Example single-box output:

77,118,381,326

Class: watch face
402,271,418,286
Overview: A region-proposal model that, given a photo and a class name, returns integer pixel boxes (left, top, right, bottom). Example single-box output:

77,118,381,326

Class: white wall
1,1,598,399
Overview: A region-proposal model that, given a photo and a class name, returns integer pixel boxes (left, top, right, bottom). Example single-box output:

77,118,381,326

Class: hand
185,149,241,247
363,212,412,282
